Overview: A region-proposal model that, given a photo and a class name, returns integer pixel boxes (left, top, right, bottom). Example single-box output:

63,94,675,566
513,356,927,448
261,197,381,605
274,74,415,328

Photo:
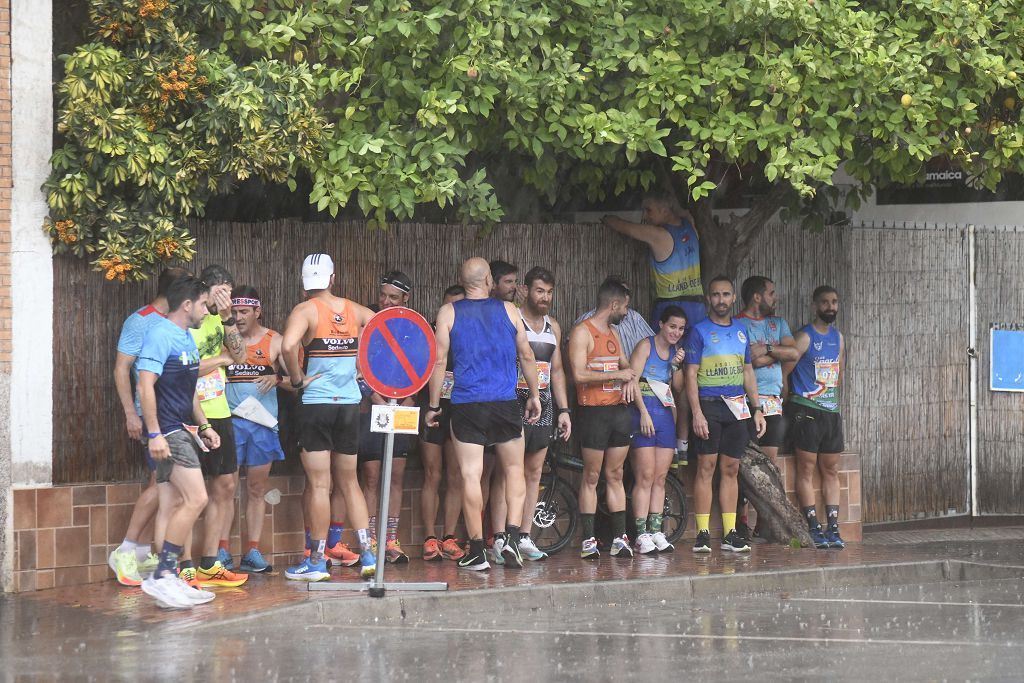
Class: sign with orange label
370,405,421,435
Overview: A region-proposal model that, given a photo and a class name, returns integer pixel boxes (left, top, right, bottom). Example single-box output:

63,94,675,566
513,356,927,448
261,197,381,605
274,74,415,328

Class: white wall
10,0,53,485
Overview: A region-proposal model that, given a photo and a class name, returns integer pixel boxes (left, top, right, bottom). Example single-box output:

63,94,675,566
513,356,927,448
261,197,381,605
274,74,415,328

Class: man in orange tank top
281,254,378,581
567,277,640,560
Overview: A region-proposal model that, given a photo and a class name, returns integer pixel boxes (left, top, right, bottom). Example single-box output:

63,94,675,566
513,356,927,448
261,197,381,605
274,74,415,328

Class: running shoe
501,537,524,568
441,537,466,561
581,536,600,560
325,542,359,567
196,561,249,587
735,521,752,544
634,533,657,555
240,548,272,573
518,535,548,561
360,549,377,579
825,528,846,549
178,567,201,589
457,548,490,571
217,547,235,570
385,540,409,564
108,548,142,587
141,574,193,609
721,529,751,553
175,575,216,604
810,525,831,549
301,547,334,568
137,552,159,576
692,529,712,553
610,534,634,558
422,537,442,561
490,535,506,566
285,556,331,582
651,531,675,552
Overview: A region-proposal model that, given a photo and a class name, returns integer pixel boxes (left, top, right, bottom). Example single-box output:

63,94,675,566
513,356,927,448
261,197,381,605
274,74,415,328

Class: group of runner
110,195,848,607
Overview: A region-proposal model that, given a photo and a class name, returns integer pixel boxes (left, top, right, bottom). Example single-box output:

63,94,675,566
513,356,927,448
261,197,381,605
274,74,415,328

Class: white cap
302,253,334,290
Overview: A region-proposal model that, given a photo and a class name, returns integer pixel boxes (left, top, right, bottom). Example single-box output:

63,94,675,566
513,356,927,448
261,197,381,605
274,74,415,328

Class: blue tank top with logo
650,221,703,300
790,325,841,413
450,298,518,404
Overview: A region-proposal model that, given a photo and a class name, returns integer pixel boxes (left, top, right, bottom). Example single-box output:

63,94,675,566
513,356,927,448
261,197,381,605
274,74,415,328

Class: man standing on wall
786,286,847,550
282,254,378,580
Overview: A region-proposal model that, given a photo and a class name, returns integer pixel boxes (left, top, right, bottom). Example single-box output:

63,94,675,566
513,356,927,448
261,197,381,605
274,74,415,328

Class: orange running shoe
422,537,442,561
325,542,360,567
179,567,203,589
196,561,248,587
441,537,466,561
385,540,409,564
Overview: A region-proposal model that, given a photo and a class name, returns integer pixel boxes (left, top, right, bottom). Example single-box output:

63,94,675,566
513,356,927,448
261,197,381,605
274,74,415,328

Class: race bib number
722,395,751,420
602,361,621,392
647,378,675,408
517,361,551,391
761,395,783,417
196,372,225,402
814,361,840,387
183,424,210,452
440,371,455,400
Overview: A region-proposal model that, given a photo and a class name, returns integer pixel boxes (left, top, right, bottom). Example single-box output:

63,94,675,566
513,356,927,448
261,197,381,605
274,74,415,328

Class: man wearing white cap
281,254,377,581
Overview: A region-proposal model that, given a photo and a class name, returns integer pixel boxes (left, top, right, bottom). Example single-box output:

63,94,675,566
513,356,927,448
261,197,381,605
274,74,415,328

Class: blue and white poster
990,324,1024,392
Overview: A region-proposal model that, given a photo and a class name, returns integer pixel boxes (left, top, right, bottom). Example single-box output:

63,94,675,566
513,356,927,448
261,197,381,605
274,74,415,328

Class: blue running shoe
810,525,830,549
284,557,330,582
240,548,272,573
217,547,235,570
360,550,377,579
825,528,846,549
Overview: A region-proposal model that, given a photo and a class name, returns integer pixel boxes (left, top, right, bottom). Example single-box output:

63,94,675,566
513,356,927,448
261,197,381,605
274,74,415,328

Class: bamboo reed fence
53,218,1016,522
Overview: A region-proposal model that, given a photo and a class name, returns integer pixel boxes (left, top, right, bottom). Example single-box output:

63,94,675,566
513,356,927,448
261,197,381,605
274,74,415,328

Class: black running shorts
299,403,360,454
695,399,749,459
358,410,416,461
577,404,632,451
200,416,238,477
787,402,844,454
751,412,786,449
523,422,555,454
420,399,452,446
450,400,523,447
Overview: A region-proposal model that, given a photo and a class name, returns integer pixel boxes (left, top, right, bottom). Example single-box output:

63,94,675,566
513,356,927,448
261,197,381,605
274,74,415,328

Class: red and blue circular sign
357,307,436,399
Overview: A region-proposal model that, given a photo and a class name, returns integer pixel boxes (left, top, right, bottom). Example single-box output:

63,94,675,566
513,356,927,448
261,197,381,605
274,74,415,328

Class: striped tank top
302,298,360,405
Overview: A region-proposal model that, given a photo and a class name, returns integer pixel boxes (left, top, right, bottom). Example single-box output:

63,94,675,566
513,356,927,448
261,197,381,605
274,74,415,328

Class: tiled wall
9,453,861,592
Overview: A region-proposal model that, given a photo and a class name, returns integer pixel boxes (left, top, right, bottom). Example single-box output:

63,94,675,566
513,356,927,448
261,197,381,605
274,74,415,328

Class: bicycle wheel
662,475,687,545
532,475,577,554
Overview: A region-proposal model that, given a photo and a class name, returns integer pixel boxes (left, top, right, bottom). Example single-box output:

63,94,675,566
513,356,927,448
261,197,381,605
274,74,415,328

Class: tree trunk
738,442,814,547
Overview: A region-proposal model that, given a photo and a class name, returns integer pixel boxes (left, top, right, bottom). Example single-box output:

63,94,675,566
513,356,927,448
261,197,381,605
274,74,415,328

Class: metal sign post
310,307,447,597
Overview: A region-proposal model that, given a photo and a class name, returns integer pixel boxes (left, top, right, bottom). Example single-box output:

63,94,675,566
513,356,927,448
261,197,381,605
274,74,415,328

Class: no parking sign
357,307,436,399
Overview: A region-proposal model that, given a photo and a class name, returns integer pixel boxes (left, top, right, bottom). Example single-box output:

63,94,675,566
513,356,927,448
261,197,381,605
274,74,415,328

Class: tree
46,0,1024,280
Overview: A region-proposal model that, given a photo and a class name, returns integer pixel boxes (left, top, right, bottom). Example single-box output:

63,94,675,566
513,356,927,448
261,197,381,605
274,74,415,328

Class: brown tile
848,504,862,523
17,530,35,570
73,506,89,526
54,527,90,567
13,488,35,530
16,571,35,592
106,483,141,505
36,487,73,528
839,452,860,470
36,528,54,570
89,565,110,584
272,494,305,533
36,569,54,591
839,471,849,490
90,545,108,565
849,473,862,506
54,566,90,588
106,504,133,544
89,506,107,545
273,531,305,554
73,485,106,506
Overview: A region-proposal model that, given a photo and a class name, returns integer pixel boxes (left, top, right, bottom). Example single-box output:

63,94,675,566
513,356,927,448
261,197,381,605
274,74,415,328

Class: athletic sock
695,513,711,532
469,538,486,559
309,539,326,564
179,559,194,571
581,513,596,540
519,532,529,541
154,541,183,579
386,517,399,543
802,506,821,531
612,511,627,538
826,505,840,532
327,521,345,548
247,541,259,552
635,517,648,536
304,527,312,551
116,539,138,554
442,534,456,542
647,512,663,534
357,528,372,553
218,539,230,552
369,516,377,540
722,512,737,534
133,544,152,561
505,525,520,543
200,556,218,571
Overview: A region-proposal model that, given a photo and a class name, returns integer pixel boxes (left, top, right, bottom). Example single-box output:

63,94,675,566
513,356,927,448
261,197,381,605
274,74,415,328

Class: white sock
117,539,138,554
134,544,152,560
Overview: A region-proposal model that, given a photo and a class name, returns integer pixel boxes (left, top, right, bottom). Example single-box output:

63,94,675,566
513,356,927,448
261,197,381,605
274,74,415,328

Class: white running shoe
490,535,506,565
610,534,634,558
141,574,194,609
518,535,548,561
651,531,675,552
634,533,657,554
175,576,215,604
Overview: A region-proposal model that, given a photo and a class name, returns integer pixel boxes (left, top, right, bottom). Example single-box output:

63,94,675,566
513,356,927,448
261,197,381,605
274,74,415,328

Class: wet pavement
3,529,1023,681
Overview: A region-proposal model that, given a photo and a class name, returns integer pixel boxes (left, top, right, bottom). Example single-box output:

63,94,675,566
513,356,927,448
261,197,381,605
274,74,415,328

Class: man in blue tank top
786,285,847,549
426,257,542,571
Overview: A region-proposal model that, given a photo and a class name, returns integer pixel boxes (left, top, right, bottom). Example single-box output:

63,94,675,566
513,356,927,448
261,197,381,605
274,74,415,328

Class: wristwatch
765,343,774,354
428,405,441,412
291,377,305,388
222,316,238,327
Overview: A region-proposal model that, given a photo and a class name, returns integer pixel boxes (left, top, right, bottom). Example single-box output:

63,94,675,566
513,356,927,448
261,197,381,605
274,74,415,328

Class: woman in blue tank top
628,305,687,554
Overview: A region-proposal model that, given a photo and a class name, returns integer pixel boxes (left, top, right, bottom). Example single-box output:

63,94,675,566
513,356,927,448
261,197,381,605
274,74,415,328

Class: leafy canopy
46,0,1024,280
